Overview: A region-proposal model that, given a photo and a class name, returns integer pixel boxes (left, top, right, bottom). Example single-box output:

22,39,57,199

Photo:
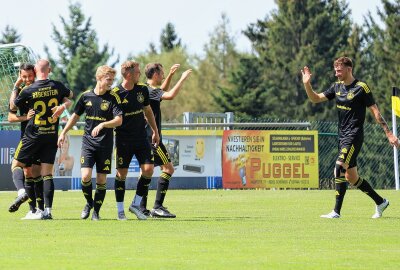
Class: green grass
0,189,399,270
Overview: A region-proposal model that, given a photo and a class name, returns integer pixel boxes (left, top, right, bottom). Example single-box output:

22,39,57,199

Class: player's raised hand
91,123,104,137
301,66,312,84
169,64,180,75
181,69,192,80
51,104,66,120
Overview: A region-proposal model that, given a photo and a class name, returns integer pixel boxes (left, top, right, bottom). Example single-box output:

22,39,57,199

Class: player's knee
81,174,91,182
163,164,174,175
334,163,346,178
142,167,154,177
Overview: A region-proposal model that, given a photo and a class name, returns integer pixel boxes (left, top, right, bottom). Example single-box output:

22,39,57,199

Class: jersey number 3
34,98,58,125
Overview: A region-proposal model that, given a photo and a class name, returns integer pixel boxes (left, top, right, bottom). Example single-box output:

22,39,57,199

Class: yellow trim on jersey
345,145,355,164
356,81,371,93
14,141,23,159
110,90,121,104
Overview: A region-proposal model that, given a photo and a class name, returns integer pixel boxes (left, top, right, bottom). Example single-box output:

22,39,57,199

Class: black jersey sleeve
111,95,123,117
360,82,375,107
58,82,72,99
143,86,150,106
74,94,86,116
14,88,30,108
322,83,336,100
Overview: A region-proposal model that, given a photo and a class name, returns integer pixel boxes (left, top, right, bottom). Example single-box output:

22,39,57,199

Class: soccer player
8,63,42,219
11,59,73,219
58,65,122,221
112,60,159,220
301,56,399,218
142,63,192,218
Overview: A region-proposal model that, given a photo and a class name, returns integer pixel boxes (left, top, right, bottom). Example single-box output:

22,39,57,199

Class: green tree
0,25,21,44
160,22,181,52
215,0,354,121
363,0,400,119
198,13,241,113
45,2,118,97
130,47,200,121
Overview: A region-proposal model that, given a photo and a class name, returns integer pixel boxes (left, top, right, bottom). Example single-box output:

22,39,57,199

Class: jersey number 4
34,98,58,126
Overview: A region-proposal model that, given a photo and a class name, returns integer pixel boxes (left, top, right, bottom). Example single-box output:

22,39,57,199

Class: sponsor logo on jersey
122,98,128,104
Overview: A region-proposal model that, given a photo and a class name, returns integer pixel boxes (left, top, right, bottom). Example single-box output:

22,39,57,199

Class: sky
0,0,384,64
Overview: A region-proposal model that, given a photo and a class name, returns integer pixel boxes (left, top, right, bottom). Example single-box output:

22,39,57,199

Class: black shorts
116,139,154,168
25,157,41,167
153,142,171,167
14,135,57,164
81,146,112,174
337,137,363,168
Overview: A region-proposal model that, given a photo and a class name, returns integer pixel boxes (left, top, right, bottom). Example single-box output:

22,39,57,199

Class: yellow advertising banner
222,130,319,189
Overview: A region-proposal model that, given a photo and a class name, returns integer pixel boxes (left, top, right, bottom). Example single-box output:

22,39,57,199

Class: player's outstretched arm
58,113,80,148
143,105,160,146
301,66,328,103
162,69,192,100
369,104,400,147
160,64,180,91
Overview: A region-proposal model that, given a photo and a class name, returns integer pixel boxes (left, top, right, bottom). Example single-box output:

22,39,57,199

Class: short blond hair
96,65,116,81
121,60,139,78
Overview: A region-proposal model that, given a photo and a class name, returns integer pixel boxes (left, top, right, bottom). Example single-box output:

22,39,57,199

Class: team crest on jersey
347,91,355,100
86,101,92,106
101,101,109,111
137,92,144,103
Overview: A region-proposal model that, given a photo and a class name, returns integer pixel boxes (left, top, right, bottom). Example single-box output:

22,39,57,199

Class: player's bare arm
369,105,400,147
58,113,80,148
162,69,192,100
51,96,73,120
160,64,180,91
301,66,328,103
143,105,160,146
91,115,122,137
8,109,34,123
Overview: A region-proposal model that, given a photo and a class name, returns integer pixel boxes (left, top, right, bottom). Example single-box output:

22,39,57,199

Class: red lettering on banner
249,158,309,179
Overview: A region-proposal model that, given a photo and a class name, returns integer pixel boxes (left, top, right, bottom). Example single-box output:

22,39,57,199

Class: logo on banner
0,147,15,164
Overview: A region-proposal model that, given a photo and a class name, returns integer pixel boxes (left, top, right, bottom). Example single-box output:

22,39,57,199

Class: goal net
0,43,37,130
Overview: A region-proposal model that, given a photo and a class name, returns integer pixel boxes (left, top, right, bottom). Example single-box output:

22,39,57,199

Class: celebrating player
11,59,73,219
142,63,192,218
301,56,399,218
112,60,159,220
58,65,122,221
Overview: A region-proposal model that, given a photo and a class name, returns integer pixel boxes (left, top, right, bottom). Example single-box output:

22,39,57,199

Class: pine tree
215,0,354,121
160,22,182,52
45,2,118,97
0,25,21,44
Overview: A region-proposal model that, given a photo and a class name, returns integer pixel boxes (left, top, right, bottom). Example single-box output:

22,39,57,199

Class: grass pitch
0,189,399,270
